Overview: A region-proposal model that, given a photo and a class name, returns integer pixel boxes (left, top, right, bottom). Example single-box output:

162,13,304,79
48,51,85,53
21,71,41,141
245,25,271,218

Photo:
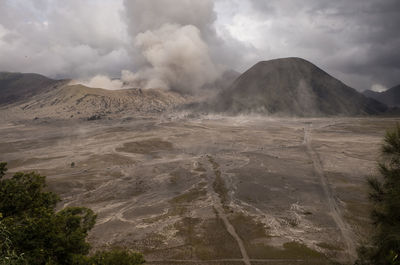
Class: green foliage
0,162,6,178
0,171,60,218
0,163,145,264
356,124,400,264
0,163,145,265
0,163,97,264
0,219,28,265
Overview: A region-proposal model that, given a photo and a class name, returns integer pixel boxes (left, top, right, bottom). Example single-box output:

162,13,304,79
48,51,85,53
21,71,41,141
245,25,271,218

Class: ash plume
73,75,124,90
121,0,224,94
126,24,221,93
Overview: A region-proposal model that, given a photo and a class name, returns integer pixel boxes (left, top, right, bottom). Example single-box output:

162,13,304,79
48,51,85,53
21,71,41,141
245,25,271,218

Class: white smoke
73,0,224,93
73,75,124,90
120,0,224,94
126,24,221,92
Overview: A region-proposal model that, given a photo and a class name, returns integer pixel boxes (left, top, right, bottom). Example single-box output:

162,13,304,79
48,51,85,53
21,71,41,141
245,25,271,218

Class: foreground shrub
355,125,400,265
0,162,145,265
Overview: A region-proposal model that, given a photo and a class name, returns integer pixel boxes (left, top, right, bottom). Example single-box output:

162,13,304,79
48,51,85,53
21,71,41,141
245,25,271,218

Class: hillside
363,84,400,107
0,72,190,120
213,58,387,116
0,72,66,105
4,84,188,120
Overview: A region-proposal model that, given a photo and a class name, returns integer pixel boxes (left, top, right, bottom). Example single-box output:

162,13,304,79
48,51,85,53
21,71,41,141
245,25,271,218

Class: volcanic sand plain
0,114,397,264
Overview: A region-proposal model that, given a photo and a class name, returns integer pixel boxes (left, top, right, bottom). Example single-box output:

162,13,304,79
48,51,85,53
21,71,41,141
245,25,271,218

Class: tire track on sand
207,155,251,265
304,123,356,261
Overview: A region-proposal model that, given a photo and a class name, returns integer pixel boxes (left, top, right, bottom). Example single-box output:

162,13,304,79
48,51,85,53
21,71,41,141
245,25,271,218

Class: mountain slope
11,84,188,119
214,58,387,116
0,71,190,120
0,72,66,105
363,85,400,107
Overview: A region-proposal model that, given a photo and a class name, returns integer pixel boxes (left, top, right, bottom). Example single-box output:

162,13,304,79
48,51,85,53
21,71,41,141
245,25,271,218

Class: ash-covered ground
0,114,396,264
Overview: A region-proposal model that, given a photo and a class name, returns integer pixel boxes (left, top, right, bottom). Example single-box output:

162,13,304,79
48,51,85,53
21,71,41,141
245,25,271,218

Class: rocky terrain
0,80,190,121
0,72,67,105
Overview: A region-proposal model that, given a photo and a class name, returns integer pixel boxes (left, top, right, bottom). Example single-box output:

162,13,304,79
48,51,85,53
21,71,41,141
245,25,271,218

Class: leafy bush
0,218,28,265
0,162,145,265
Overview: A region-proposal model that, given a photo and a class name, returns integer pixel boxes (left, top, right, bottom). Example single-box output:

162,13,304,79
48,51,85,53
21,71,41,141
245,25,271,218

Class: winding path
303,123,356,261
207,156,252,265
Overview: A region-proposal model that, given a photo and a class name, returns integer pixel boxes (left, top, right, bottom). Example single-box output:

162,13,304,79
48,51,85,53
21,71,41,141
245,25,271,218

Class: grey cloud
0,0,130,79
0,0,399,92
123,0,216,37
246,0,400,90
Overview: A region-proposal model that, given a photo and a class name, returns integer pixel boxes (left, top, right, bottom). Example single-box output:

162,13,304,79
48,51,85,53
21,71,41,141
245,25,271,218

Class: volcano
214,58,387,116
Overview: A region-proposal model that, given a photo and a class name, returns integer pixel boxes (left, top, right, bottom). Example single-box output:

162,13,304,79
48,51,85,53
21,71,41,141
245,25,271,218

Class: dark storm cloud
0,0,399,91
244,0,400,90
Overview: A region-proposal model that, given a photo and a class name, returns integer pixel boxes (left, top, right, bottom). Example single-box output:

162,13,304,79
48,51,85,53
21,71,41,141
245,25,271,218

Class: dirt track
206,156,251,265
304,123,357,261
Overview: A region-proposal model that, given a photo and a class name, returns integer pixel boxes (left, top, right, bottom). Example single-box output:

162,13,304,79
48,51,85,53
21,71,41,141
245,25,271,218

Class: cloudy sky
0,0,399,91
